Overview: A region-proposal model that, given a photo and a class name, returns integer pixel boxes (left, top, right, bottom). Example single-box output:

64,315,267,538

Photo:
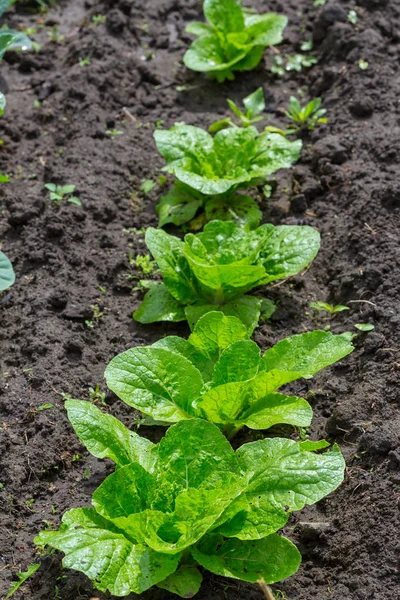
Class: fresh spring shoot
183,0,288,82
309,302,349,316
209,87,265,132
0,250,15,292
284,97,327,131
106,311,354,436
35,409,346,597
45,183,81,206
133,220,320,332
270,54,317,76
154,123,301,227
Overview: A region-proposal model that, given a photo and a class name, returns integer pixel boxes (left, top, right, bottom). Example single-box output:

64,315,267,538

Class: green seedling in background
284,96,327,131
6,563,40,598
271,54,317,76
106,129,123,139
209,87,265,133
45,183,81,206
310,302,349,315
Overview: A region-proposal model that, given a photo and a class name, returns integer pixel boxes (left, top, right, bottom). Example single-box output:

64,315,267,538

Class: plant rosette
133,220,320,332
154,123,302,228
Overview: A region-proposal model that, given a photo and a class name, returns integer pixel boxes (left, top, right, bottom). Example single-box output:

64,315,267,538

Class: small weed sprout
348,10,357,25
78,57,91,67
89,384,107,405
45,184,81,206
105,129,124,139
133,254,156,275
140,179,157,195
47,26,64,44
284,97,327,131
92,14,107,26
271,54,317,76
6,563,40,598
209,87,265,133
310,301,349,316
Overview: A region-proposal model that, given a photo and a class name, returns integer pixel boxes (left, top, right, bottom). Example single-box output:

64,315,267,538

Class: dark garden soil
1,0,400,598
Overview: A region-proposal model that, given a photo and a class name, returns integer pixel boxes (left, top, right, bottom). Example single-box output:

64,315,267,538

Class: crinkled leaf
144,228,197,304
0,251,15,291
257,224,320,283
183,33,247,76
185,296,262,334
157,181,203,227
157,565,203,597
262,330,354,380
152,336,213,382
105,347,203,422
192,533,300,583
35,508,179,595
187,311,249,360
219,439,345,539
245,13,288,47
134,282,186,324
203,0,244,33
65,400,156,470
205,194,261,230
212,340,262,385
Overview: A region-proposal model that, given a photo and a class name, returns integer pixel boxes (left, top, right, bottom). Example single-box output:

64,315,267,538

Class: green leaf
44,183,57,191
68,196,81,206
258,224,320,283
0,0,15,18
192,533,300,583
104,346,204,422
157,565,203,597
262,330,354,381
61,184,76,194
203,0,244,33
35,508,180,595
260,298,276,320
0,30,17,59
157,182,203,227
354,323,375,332
185,296,263,334
185,21,212,36
6,563,40,599
183,33,247,78
242,87,265,117
0,91,6,113
219,439,345,540
0,251,15,292
152,335,213,382
65,400,156,470
212,340,261,385
187,311,249,359
134,282,186,324
0,173,10,182
205,194,262,230
244,13,288,47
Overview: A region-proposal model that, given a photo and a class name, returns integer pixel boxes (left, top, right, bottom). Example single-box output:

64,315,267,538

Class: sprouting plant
92,14,107,26
6,563,40,598
0,251,15,292
284,97,327,131
183,0,287,82
140,179,157,195
354,323,374,332
89,384,107,405
35,409,345,597
209,87,265,133
154,122,301,228
78,56,91,66
106,310,353,436
47,26,65,44
271,54,317,76
133,254,156,276
134,221,320,332
44,183,81,206
348,10,357,24
358,59,368,70
313,0,326,6
106,129,124,139
309,302,349,316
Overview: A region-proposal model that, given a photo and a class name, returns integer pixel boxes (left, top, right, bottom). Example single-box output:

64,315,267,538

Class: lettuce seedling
0,251,15,291
106,311,354,436
183,0,287,82
209,87,265,133
284,97,327,131
45,183,81,206
154,123,301,227
133,220,320,332
35,414,345,597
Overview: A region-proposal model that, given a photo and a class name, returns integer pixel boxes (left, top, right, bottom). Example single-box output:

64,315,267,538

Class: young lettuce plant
133,220,320,332
183,0,287,82
284,96,327,132
155,123,301,228
35,412,346,597
0,250,15,291
209,87,265,133
105,311,354,437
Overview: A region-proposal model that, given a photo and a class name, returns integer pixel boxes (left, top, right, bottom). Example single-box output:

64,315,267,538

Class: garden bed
0,0,399,598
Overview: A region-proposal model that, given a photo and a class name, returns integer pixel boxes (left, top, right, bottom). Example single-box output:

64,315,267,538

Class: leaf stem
223,423,244,440
258,579,275,600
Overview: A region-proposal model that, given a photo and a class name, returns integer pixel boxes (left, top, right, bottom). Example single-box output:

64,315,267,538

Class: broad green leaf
185,21,212,36
211,340,262,385
0,0,15,18
7,30,32,52
257,224,320,283
183,33,247,77
299,439,330,452
192,533,300,583
185,296,262,334
144,228,197,304
6,563,39,599
262,330,354,380
0,91,5,114
133,282,186,324
152,335,213,381
0,30,17,59
105,347,203,422
157,565,202,597
154,124,214,171
205,194,261,230
243,87,265,117
245,13,288,47
65,400,156,470
157,182,203,227
203,0,244,33
187,311,248,360
35,508,180,595
220,439,345,540
0,251,15,291
248,133,302,180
